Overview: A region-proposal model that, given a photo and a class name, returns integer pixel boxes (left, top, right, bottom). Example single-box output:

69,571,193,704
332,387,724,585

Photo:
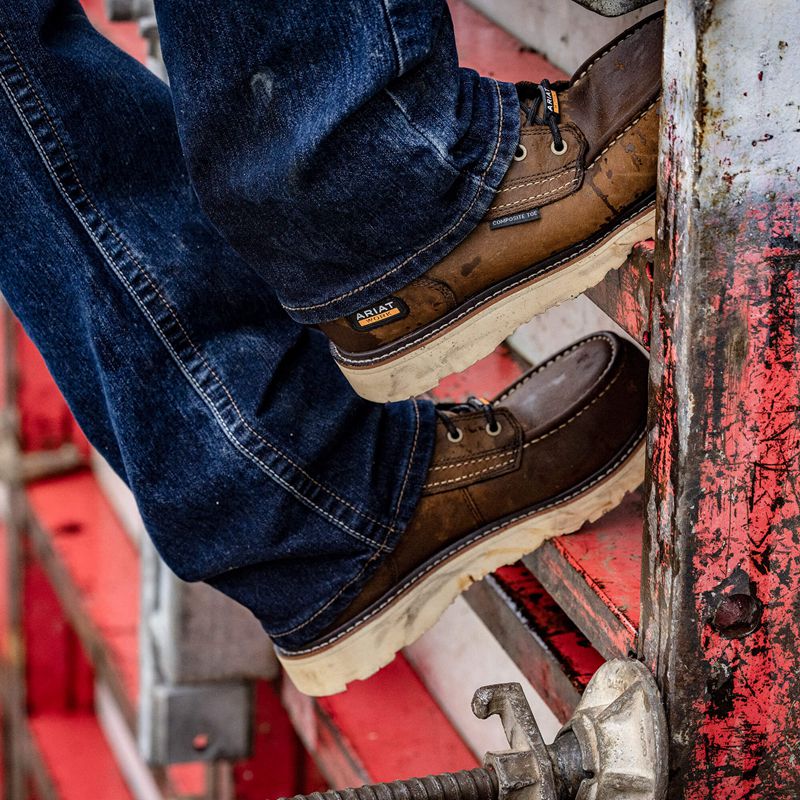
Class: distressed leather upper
316,332,649,635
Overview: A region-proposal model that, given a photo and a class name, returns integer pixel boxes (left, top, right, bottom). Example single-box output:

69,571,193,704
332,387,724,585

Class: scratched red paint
683,199,800,798
552,490,644,631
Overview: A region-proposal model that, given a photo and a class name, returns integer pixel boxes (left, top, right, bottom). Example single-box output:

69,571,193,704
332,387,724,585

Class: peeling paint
640,0,800,796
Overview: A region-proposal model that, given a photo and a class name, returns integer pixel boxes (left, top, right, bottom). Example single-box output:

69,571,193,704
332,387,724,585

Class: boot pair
282,14,661,695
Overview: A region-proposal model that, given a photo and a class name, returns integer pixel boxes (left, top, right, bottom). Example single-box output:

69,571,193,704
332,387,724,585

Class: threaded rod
281,767,498,800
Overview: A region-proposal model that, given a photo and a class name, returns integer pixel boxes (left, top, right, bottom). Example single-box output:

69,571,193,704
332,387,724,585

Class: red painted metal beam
640,3,800,796
29,714,135,800
24,557,94,717
26,471,141,716
15,323,88,456
525,491,642,660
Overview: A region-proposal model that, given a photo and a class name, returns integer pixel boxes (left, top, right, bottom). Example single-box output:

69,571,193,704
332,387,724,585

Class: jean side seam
391,398,420,523
283,78,506,313
379,0,405,74
0,29,394,553
271,399,422,640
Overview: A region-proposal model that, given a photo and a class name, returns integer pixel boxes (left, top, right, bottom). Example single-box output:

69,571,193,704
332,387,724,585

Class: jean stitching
0,30,392,553
0,29,394,535
271,399,421,639
391,398,420,522
284,79,507,313
379,0,404,74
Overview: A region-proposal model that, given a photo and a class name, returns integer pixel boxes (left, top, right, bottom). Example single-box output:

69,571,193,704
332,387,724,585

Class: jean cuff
265,398,437,651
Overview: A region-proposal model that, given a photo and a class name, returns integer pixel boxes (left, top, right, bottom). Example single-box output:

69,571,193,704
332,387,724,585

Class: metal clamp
282,660,667,800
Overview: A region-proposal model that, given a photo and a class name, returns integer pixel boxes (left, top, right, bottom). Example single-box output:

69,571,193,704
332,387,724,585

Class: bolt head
711,594,763,638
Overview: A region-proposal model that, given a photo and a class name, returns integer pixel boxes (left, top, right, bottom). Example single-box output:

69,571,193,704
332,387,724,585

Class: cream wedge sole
278,435,646,696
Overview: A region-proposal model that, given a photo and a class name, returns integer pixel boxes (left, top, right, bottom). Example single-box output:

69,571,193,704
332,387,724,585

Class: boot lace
517,78,566,155
435,396,502,443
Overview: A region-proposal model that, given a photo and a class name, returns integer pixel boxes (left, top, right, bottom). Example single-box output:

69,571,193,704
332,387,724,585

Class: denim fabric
0,0,517,647
156,0,520,323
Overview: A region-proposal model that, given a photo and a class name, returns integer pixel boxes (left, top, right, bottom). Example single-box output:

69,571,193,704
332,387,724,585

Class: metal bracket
281,660,667,800
476,660,666,800
558,660,667,799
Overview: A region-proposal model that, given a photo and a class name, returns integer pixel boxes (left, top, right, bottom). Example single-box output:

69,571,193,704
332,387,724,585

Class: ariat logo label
348,296,410,331
543,86,560,116
490,208,541,230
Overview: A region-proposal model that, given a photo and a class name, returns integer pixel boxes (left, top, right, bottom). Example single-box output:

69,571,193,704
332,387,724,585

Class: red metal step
524,491,643,660
283,656,478,789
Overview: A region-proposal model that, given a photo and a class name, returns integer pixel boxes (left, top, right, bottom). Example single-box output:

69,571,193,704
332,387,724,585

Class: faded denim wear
0,0,518,648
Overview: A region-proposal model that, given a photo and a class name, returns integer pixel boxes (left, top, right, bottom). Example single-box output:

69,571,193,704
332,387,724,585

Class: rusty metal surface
586,240,655,349
641,0,800,796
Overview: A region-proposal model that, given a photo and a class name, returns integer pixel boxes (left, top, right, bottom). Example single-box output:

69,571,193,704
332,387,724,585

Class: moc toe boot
320,13,662,403
278,331,648,695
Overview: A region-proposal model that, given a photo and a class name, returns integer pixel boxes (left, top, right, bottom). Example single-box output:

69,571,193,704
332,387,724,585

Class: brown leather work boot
278,332,647,695
320,14,662,403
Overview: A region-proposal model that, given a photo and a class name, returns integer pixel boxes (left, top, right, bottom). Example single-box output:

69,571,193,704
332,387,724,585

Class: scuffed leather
322,332,648,631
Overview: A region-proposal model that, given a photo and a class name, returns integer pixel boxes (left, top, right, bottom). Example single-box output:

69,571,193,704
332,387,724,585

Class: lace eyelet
485,422,502,437
550,139,568,156
447,428,464,444
514,144,527,162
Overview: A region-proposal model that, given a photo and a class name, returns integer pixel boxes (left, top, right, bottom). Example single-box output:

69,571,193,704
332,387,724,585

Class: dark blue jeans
0,0,519,649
